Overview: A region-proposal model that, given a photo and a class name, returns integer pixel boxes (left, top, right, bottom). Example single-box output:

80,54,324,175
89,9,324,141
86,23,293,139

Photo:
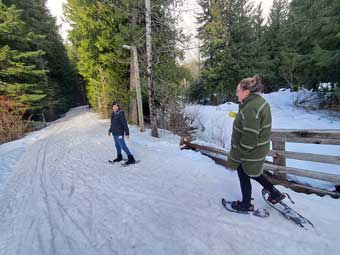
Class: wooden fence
180,129,340,198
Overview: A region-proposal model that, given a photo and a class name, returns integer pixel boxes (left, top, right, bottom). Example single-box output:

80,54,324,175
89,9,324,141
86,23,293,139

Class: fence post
272,140,288,180
42,112,46,127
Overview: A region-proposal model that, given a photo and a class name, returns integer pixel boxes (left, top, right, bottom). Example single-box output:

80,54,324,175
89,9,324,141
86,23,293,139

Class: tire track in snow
0,109,102,254
2,107,336,255
36,114,101,254
38,140,57,255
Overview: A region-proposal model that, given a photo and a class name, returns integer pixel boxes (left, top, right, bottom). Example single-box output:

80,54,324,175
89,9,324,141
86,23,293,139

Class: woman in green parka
228,75,285,212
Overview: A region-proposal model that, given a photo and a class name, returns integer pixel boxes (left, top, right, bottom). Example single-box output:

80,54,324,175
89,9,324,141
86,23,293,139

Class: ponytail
238,75,264,93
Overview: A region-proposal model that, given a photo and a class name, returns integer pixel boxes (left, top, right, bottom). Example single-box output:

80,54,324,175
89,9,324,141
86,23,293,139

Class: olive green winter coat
227,93,272,177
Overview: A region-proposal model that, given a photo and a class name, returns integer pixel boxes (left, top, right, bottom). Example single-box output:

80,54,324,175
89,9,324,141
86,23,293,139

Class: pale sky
46,0,70,40
46,0,276,60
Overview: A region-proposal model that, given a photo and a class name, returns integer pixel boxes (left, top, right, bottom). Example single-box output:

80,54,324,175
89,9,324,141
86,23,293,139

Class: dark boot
125,155,136,164
113,154,123,162
267,187,286,204
231,200,254,212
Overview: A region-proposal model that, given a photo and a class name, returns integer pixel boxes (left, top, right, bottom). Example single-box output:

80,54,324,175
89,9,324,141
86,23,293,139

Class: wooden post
131,45,145,132
128,47,138,125
42,112,46,127
128,15,138,125
272,140,288,180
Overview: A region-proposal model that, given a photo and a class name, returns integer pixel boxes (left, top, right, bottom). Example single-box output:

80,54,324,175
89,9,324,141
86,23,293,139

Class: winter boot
231,200,254,212
267,187,286,204
113,154,123,162
125,155,136,165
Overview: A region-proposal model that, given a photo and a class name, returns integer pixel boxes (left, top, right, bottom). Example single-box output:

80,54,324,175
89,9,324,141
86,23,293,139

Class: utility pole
123,45,145,132
132,45,145,132
198,42,201,77
128,46,138,125
145,0,159,137
128,14,138,125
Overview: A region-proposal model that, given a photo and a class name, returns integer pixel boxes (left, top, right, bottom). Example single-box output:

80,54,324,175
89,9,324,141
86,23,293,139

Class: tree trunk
145,0,159,137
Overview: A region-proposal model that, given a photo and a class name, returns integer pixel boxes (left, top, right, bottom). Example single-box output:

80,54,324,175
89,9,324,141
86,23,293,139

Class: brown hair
238,75,264,93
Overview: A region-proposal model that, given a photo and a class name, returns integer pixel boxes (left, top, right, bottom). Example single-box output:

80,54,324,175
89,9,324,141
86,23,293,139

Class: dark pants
113,135,132,156
237,164,274,205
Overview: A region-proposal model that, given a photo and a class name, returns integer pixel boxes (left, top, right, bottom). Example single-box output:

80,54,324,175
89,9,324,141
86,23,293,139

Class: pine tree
4,0,82,118
0,0,47,112
194,0,255,102
65,0,188,124
264,0,289,90
248,2,272,88
65,0,131,117
287,0,340,89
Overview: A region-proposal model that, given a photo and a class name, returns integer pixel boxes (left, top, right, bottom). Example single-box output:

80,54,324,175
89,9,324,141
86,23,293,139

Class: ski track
0,107,339,255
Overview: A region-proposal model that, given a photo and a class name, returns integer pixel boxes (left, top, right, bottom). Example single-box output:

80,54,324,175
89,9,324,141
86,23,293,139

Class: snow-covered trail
0,107,339,255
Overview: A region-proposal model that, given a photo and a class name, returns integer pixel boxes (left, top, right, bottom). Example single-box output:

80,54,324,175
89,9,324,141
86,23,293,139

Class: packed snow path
0,107,339,255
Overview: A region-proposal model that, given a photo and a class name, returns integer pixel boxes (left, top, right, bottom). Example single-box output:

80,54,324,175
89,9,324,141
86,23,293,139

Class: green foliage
194,0,258,101
65,0,131,116
0,1,48,112
277,0,339,91
65,0,187,117
3,0,82,118
263,0,289,90
189,0,340,105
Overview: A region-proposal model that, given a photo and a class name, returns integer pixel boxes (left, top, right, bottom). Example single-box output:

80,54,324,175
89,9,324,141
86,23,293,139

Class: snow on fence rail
180,129,340,198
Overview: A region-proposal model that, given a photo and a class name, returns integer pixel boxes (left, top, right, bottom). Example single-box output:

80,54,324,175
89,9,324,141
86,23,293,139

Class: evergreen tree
264,0,289,90
4,0,82,118
194,0,255,102
189,0,340,102
287,0,340,89
248,3,271,88
0,0,47,112
65,0,131,117
65,0,188,121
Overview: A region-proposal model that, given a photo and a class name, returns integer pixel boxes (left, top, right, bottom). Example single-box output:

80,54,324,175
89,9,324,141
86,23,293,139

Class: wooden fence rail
180,129,340,198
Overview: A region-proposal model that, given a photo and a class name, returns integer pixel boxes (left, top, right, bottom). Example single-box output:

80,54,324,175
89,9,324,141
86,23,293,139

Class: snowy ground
0,106,340,255
185,90,340,190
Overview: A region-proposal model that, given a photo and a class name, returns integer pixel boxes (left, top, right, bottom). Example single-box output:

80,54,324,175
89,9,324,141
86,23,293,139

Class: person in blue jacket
108,101,136,164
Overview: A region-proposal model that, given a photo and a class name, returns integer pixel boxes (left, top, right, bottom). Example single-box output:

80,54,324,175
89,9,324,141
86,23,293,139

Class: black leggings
237,164,274,205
